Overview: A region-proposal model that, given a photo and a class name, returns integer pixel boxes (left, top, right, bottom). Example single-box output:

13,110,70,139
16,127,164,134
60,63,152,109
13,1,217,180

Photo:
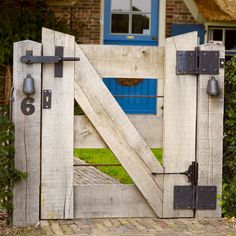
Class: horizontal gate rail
74,185,156,218
80,45,164,79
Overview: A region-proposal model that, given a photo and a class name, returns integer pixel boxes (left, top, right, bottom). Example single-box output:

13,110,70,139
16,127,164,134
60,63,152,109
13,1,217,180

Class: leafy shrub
223,56,236,217
0,106,27,224
0,0,70,65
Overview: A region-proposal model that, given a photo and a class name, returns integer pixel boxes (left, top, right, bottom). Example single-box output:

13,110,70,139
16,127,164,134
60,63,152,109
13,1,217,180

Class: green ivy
223,56,236,217
0,106,27,224
0,0,70,65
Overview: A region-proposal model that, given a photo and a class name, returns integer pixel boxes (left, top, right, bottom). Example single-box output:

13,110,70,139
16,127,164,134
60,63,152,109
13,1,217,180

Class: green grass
74,148,162,184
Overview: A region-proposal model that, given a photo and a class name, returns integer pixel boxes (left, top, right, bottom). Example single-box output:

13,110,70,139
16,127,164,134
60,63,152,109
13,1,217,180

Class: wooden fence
12,28,224,226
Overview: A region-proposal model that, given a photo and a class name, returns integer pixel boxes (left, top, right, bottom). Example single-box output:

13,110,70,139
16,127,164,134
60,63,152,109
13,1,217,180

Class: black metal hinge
173,161,217,210
174,185,217,210
176,47,224,75
20,46,80,77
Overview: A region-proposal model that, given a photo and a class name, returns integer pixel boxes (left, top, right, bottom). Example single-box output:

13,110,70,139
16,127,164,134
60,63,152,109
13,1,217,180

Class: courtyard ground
1,216,236,236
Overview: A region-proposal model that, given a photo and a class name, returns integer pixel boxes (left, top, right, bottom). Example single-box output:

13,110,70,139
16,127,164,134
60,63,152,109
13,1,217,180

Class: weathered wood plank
196,44,225,219
75,45,164,217
41,28,74,219
13,40,41,226
74,185,155,218
80,45,164,79
74,115,163,148
162,32,198,218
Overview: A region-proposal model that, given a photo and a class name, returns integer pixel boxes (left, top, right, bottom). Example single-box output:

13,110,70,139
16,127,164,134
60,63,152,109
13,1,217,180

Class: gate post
13,40,42,226
41,28,74,219
162,32,198,218
196,44,225,219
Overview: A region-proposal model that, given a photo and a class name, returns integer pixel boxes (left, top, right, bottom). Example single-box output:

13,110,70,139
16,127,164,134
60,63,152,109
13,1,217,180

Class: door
103,0,159,114
171,24,205,44
104,0,159,45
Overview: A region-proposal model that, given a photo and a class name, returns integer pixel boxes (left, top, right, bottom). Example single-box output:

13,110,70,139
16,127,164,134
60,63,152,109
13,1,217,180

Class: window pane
111,0,130,12
212,29,223,41
111,14,129,33
132,14,150,34
132,0,151,12
225,30,236,50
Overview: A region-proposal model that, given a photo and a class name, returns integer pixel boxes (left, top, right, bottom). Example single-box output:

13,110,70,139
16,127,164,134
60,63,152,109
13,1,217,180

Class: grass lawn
74,148,162,184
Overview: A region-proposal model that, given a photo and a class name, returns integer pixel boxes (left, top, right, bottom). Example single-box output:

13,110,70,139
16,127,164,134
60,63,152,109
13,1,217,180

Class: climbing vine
0,106,27,224
222,56,236,217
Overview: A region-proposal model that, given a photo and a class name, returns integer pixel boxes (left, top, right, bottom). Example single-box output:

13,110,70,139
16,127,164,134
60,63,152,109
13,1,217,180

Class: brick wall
166,0,196,37
50,0,101,44
50,0,195,43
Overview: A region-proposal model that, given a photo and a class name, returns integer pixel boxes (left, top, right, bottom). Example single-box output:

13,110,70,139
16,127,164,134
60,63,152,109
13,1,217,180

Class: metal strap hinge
176,47,224,75
173,161,217,210
20,46,80,77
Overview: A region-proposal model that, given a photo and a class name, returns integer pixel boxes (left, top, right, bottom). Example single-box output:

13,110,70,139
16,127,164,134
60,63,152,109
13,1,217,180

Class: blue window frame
104,0,159,46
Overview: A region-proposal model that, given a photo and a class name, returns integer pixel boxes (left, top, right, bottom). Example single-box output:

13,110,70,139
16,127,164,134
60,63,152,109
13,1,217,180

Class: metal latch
20,46,80,77
176,47,221,75
173,161,217,210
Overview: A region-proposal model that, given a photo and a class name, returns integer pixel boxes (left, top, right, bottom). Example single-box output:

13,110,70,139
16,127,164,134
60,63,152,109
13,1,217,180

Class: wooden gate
12,28,225,226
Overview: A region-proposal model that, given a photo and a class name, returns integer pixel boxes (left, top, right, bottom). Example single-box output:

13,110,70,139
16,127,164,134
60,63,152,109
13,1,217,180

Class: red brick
166,0,196,37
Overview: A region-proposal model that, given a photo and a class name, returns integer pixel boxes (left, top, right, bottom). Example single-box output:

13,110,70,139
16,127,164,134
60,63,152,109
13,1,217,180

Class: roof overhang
192,0,236,22
182,0,205,23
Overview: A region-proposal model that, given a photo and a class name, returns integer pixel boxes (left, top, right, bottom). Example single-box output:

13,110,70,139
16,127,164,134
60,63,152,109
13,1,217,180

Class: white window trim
206,23,236,56
204,22,236,43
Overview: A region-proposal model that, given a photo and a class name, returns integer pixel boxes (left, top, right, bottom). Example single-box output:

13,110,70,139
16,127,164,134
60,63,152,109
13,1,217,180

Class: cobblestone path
73,158,120,185
41,218,236,235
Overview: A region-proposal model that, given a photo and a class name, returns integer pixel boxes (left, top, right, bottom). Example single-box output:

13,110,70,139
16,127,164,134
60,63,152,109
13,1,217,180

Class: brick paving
40,218,236,236
73,158,120,185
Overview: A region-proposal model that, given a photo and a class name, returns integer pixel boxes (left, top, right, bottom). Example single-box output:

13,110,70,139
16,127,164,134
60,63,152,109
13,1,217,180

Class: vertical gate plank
196,44,225,219
41,28,74,219
163,32,198,218
13,40,42,226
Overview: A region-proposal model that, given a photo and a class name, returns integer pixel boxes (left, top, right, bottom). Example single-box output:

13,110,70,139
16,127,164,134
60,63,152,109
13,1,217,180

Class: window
208,27,236,57
110,0,151,35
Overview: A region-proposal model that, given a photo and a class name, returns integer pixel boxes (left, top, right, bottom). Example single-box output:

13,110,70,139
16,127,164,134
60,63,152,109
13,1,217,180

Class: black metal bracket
20,47,80,77
43,90,52,109
176,47,221,75
173,161,217,210
174,186,217,210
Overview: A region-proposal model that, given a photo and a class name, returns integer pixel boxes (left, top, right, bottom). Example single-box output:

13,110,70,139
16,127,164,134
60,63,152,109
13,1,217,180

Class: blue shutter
103,78,157,114
171,24,205,44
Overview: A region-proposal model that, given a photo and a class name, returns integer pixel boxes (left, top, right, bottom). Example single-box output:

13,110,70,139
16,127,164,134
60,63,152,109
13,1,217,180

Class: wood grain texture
74,185,156,218
13,40,42,226
74,115,163,148
75,45,164,217
80,45,164,79
162,32,198,218
41,28,74,219
195,44,225,219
